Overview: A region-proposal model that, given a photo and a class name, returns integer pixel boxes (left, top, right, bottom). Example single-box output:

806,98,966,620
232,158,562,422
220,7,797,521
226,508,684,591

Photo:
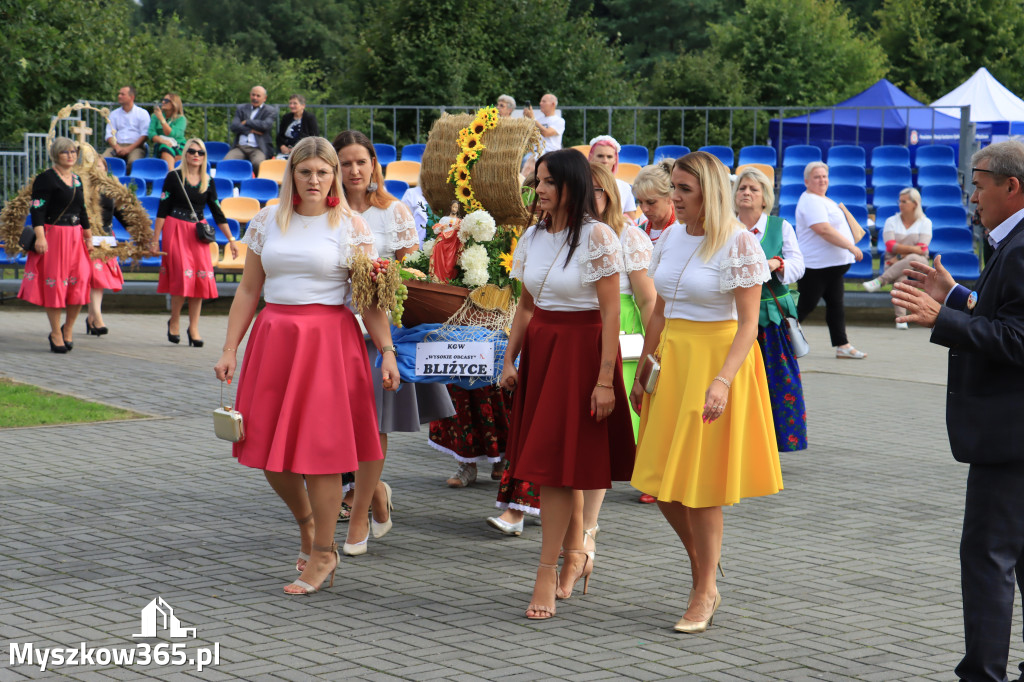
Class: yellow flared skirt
631,319,783,507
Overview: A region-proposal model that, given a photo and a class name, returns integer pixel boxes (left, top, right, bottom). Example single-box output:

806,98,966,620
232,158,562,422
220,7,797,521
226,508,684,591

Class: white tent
932,67,1024,136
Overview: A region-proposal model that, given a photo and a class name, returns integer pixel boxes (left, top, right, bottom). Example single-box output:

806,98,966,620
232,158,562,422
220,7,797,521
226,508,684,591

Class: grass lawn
0,378,146,428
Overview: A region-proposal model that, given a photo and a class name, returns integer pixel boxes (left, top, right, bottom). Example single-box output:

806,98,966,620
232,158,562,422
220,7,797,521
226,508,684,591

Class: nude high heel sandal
284,542,339,596
295,512,314,572
525,563,558,620
555,549,592,600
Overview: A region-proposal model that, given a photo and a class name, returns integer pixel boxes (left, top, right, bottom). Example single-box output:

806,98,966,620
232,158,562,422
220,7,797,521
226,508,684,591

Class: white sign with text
415,341,494,377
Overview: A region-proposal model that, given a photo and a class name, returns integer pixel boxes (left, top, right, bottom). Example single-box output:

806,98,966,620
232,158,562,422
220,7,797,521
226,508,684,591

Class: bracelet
595,382,612,389
380,345,397,355
713,376,731,389
222,347,236,353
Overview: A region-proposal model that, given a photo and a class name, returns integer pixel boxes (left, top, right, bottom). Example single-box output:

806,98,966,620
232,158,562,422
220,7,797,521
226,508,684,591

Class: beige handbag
213,382,245,442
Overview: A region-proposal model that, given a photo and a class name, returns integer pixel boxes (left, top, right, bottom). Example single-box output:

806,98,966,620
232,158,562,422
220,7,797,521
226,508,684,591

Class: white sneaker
895,322,909,330
862,278,882,293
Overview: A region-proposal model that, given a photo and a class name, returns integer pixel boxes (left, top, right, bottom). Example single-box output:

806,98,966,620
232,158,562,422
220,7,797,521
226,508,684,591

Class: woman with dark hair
18,136,92,352
500,148,634,619
332,130,454,554
277,94,319,156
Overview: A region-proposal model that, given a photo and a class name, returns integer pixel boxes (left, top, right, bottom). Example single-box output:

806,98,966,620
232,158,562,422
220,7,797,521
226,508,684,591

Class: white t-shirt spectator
536,112,565,154
105,105,151,145
401,186,429,242
616,178,637,214
794,191,855,269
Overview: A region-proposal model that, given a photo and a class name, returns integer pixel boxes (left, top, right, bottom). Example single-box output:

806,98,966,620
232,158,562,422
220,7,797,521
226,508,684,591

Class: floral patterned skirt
156,215,218,299
757,322,807,452
428,385,511,463
18,224,91,308
495,460,541,516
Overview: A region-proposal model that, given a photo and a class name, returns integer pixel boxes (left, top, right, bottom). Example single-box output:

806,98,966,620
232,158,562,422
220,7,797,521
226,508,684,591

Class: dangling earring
326,195,341,207
366,181,378,193
292,193,302,206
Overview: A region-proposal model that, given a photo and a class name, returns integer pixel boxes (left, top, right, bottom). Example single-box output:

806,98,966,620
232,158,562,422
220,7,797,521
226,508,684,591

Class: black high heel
60,324,73,351
48,334,68,354
85,318,108,336
186,328,204,348
167,320,180,344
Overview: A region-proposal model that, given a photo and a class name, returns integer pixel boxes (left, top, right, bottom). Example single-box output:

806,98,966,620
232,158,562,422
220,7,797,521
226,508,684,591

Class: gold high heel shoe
525,563,558,620
674,591,722,633
295,512,314,572
555,549,592,600
284,542,339,595
583,524,599,554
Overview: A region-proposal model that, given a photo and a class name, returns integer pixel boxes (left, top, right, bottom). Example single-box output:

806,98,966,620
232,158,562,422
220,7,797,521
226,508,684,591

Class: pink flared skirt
18,224,91,308
232,303,384,474
156,215,218,299
90,256,124,292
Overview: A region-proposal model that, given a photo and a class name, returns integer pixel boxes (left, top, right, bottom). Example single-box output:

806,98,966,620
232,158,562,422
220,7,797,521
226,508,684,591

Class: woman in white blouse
630,151,782,633
734,167,808,453
500,149,635,620
332,131,455,555
862,187,932,329
213,137,400,595
794,161,866,358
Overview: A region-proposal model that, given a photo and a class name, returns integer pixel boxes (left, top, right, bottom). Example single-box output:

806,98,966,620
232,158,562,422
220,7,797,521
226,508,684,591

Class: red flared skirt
90,256,124,292
156,215,218,299
505,308,636,489
232,303,384,474
18,224,91,307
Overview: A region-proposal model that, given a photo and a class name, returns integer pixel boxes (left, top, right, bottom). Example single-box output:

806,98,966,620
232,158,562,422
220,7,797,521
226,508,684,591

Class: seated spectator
523,93,564,153
401,183,428,243
224,86,278,173
103,86,150,172
496,94,516,119
588,135,638,220
277,94,319,157
148,92,187,170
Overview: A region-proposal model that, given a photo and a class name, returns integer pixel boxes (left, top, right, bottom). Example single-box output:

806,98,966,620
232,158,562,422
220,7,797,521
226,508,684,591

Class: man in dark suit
893,140,1024,682
223,85,277,173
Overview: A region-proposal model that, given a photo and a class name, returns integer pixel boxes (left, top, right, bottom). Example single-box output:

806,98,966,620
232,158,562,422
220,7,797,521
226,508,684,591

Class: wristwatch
380,345,397,355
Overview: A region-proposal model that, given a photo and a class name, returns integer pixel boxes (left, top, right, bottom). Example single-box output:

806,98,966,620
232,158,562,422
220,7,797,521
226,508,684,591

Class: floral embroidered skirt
18,224,91,307
156,215,218,299
429,385,511,464
757,322,807,452
495,460,541,516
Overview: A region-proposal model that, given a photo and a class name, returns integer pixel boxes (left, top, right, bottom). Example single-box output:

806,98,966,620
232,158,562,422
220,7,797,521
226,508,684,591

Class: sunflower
499,237,518,273
456,184,474,202
456,167,470,183
459,150,478,167
471,120,487,135
463,133,482,151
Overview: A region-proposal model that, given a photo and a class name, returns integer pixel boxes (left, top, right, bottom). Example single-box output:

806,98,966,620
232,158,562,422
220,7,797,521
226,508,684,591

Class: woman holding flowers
332,130,454,554
501,149,634,620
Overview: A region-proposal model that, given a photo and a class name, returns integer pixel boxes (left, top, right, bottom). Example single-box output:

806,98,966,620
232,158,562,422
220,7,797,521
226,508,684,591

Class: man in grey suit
893,140,1024,682
223,86,277,173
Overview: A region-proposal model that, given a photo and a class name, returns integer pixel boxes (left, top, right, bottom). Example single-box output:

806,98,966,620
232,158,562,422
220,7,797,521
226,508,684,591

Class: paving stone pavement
0,309,1021,681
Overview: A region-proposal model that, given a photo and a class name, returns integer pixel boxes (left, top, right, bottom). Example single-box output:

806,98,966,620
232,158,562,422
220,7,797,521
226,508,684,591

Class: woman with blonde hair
734,167,807,453
149,93,187,170
862,187,932,329
215,136,400,595
153,138,238,347
633,160,675,243
630,151,782,633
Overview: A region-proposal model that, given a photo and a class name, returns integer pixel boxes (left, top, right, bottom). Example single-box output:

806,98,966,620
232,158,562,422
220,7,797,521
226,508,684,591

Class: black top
277,111,319,150
30,168,90,229
99,195,129,231
157,170,227,224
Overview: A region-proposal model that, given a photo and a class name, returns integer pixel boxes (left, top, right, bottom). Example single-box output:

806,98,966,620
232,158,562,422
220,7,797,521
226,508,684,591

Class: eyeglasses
295,169,334,182
161,98,172,104
59,149,78,155
185,149,206,156
594,187,605,195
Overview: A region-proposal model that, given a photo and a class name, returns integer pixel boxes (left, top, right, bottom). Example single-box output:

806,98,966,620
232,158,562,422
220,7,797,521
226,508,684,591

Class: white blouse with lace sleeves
344,214,379,266
619,224,654,295
579,220,624,284
241,206,274,256
509,225,534,281
720,228,771,292
388,201,420,252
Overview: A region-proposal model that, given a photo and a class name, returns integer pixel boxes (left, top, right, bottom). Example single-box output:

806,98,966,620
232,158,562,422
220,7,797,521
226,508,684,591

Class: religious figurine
431,201,463,283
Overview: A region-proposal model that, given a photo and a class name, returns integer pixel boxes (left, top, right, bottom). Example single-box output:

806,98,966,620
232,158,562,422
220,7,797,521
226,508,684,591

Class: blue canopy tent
768,79,990,158
932,67,1024,138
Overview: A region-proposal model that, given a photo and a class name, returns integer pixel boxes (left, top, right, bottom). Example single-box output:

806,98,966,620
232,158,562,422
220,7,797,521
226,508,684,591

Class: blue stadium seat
872,185,904,207
846,204,869,227
921,184,964,208
828,165,866,186
827,145,866,167
214,177,234,199
927,205,969,228
204,141,230,167
871,145,911,168
738,145,777,167
781,166,805,185
915,145,956,168
239,178,279,204
916,165,959,187
874,204,899,225
140,196,161,218
120,176,144,197
385,179,409,198
373,143,397,168
109,217,132,241
147,176,164,197
214,218,243,245
104,157,126,176
845,238,875,279
779,204,797,225
779,184,804,205
619,144,650,166
400,144,426,162
870,165,913,188
928,227,974,256
653,145,689,162
938,251,980,281
826,184,867,206
130,158,169,191
782,145,822,168
215,159,254,186
699,145,734,168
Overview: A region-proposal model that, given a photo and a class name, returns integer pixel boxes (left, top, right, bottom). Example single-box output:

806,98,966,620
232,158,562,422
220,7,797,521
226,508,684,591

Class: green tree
875,0,1024,101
